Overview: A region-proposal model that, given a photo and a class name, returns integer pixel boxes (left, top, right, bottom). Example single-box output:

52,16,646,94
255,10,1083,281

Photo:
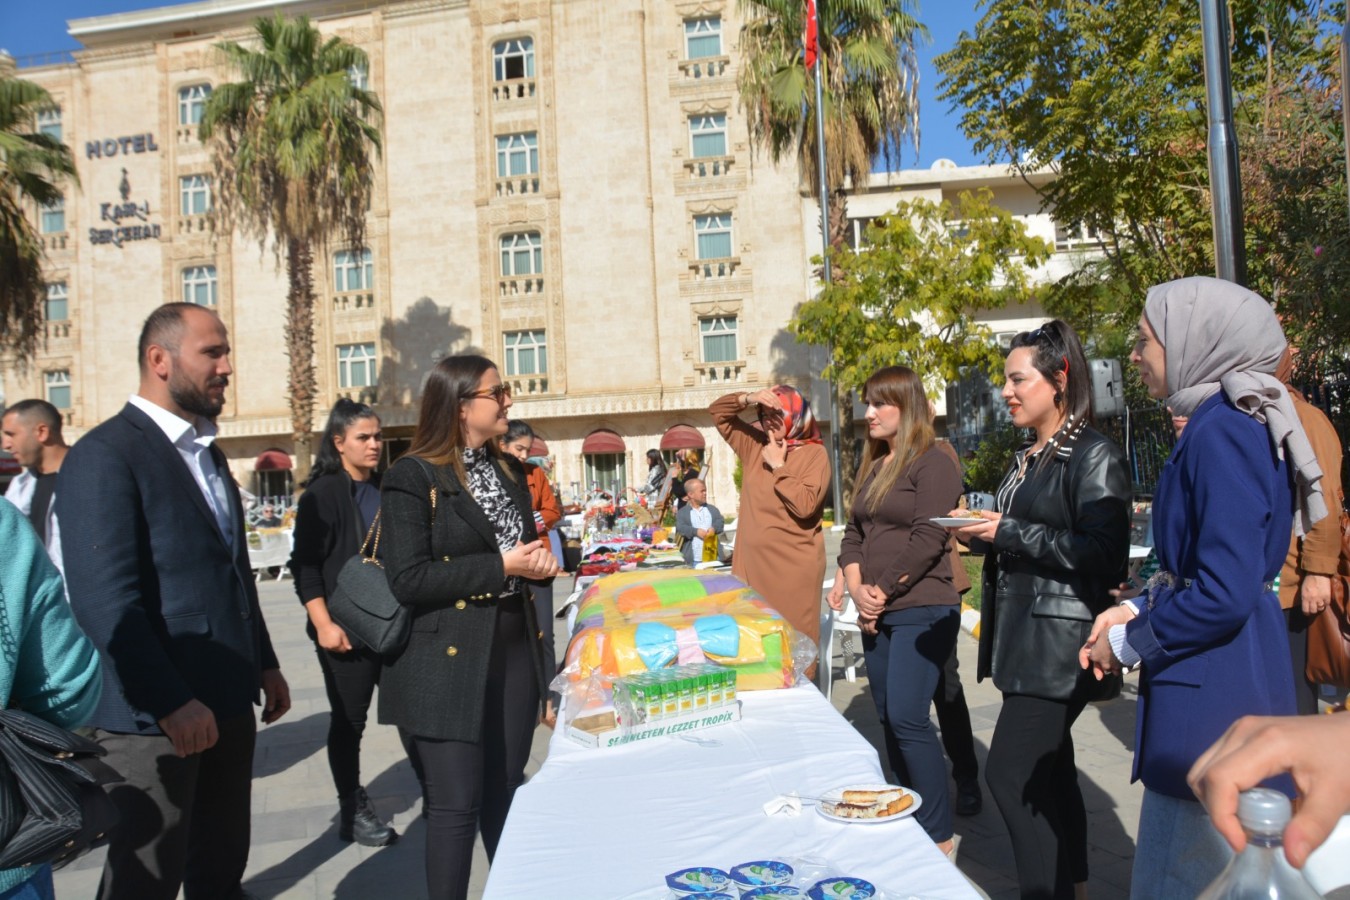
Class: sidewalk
56,567,1143,899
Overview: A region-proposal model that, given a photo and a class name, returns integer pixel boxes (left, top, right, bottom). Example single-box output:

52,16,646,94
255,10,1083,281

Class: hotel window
500,233,542,276
496,133,539,178
333,249,374,292
689,114,727,158
493,38,535,81
685,17,722,59
178,84,212,126
338,343,378,389
179,175,211,215
700,315,738,362
504,330,547,376
36,106,62,141
40,197,65,234
584,454,627,496
45,370,71,410
347,63,369,91
694,213,733,259
182,266,218,306
45,282,68,321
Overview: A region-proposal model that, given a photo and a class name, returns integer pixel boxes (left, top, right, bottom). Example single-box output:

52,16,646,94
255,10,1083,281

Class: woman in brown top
828,365,962,850
709,385,831,643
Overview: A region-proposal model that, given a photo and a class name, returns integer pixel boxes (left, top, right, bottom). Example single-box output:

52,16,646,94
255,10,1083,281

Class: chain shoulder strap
360,463,440,563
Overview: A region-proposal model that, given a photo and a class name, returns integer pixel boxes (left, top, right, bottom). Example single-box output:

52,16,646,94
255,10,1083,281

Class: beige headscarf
1143,276,1327,535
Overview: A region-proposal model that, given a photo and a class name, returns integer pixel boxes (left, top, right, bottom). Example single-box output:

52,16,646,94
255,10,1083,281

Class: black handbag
327,477,436,656
0,708,121,870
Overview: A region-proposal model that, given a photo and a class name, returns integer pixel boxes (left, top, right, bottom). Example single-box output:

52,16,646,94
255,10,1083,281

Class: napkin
763,792,803,817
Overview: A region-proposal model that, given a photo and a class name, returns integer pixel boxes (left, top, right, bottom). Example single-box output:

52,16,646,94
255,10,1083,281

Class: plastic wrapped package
553,569,816,726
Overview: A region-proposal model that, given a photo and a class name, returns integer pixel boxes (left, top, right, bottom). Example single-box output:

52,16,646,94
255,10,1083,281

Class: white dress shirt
128,394,234,546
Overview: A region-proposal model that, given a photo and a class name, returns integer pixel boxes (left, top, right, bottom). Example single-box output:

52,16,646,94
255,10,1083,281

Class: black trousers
399,597,539,900
985,681,1093,900
95,713,257,900
1284,605,1321,715
315,643,383,797
933,637,979,785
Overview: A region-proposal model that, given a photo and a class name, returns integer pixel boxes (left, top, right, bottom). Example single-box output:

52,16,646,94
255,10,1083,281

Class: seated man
675,478,725,565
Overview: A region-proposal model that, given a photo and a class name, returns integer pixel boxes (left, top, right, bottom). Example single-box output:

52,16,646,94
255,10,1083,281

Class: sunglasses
465,384,512,405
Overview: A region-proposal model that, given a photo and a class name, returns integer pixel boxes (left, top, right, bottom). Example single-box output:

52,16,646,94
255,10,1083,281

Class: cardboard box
566,701,742,749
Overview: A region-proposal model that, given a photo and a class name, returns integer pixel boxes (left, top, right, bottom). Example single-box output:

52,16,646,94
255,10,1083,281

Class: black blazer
976,426,1130,700
289,470,380,641
377,454,549,742
56,402,280,733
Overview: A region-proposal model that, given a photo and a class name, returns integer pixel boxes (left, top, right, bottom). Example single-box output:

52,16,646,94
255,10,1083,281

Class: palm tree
201,14,382,487
0,73,78,364
737,0,924,506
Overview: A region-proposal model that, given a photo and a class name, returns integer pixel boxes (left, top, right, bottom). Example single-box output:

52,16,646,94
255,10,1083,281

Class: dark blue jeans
862,603,960,843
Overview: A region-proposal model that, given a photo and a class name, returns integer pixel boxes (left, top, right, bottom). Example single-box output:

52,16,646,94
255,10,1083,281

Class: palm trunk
285,238,318,490
827,188,857,514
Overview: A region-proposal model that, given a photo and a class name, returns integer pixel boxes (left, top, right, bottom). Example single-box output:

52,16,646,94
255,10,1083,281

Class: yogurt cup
741,887,805,899
806,877,876,899
666,867,733,895
729,860,794,889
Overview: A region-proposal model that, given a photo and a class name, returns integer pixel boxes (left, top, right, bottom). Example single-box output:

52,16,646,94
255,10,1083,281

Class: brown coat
710,392,831,642
1279,394,1344,609
936,440,972,595
524,462,561,535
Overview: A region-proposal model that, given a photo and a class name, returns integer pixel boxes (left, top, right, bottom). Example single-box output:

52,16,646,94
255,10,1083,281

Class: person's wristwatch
739,391,752,409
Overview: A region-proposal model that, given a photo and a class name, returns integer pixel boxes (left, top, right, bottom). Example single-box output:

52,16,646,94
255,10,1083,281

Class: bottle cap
1237,788,1292,836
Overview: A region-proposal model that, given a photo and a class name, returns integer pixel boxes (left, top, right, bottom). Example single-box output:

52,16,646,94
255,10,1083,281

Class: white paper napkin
763,792,804,817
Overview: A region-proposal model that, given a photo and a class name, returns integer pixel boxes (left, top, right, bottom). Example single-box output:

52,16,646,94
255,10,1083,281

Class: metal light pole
814,48,845,522
1199,0,1247,285
1342,12,1350,220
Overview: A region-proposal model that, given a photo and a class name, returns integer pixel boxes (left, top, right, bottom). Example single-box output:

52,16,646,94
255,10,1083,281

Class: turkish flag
804,0,819,69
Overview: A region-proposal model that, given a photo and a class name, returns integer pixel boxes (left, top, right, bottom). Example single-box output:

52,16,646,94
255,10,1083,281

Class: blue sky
0,0,984,169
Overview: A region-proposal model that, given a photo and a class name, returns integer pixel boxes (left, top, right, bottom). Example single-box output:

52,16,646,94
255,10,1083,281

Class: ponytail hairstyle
1008,319,1093,465
308,398,380,485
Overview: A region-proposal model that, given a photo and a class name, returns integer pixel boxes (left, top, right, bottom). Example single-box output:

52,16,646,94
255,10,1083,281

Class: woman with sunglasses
945,320,1130,900
709,385,831,645
289,399,397,847
378,357,558,899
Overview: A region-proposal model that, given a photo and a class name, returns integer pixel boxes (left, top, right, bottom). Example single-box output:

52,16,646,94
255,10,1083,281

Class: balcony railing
684,155,733,179
499,276,544,297
42,232,68,251
496,176,541,197
337,387,378,404
177,125,199,144
688,256,740,281
678,56,729,80
694,361,745,385
506,375,549,397
492,78,536,102
333,291,375,311
177,215,210,235
45,321,73,341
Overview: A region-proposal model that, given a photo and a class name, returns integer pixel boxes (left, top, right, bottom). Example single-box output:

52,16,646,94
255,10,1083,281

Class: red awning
660,424,706,451
255,449,293,471
581,430,625,454
529,437,549,457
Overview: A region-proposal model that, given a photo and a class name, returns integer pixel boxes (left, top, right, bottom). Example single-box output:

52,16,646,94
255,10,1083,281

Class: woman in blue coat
1082,276,1328,897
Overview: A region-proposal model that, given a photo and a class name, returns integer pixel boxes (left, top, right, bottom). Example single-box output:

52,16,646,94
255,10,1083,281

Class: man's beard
170,372,227,419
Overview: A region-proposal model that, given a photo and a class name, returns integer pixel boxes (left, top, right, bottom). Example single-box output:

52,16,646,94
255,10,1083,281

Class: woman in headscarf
1081,276,1327,897
709,385,831,643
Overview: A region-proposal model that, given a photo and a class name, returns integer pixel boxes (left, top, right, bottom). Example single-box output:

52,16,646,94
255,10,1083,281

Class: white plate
815,783,922,824
930,516,982,528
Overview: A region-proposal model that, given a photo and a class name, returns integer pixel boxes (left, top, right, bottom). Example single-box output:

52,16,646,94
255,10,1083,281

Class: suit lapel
422,460,500,549
122,404,230,549
211,443,251,569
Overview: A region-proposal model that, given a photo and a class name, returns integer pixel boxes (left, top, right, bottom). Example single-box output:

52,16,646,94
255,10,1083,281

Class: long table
484,685,981,898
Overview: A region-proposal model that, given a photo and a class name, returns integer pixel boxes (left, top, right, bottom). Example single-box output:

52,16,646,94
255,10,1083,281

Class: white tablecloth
484,686,979,899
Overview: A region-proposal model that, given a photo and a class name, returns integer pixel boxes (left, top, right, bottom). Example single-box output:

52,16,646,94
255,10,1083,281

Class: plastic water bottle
1196,788,1323,899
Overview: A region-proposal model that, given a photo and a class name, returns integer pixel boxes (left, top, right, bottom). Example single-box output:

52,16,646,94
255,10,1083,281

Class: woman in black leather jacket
946,321,1130,900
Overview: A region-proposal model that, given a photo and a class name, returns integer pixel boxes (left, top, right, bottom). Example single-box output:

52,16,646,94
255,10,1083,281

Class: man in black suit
57,303,290,900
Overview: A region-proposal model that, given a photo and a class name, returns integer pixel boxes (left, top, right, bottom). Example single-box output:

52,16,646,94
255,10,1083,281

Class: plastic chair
816,579,863,699
1303,814,1350,894
247,530,292,583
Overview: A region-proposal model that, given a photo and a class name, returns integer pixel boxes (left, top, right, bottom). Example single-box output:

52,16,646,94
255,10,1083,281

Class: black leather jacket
976,426,1131,700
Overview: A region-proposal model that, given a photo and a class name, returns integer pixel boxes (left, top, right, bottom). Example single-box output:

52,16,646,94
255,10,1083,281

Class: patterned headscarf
1144,276,1326,535
765,385,823,449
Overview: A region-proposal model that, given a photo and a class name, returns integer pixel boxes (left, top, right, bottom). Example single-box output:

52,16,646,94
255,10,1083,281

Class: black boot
339,787,398,846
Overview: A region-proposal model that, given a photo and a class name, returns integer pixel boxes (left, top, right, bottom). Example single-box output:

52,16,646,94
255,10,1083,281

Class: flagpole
812,12,845,524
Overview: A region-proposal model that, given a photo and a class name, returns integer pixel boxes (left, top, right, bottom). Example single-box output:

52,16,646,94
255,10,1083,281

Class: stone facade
3,0,821,510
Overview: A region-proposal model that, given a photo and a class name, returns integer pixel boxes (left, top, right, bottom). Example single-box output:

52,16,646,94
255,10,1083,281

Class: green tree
737,0,926,503
936,0,1342,354
201,14,382,486
792,189,1053,396
0,73,78,364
